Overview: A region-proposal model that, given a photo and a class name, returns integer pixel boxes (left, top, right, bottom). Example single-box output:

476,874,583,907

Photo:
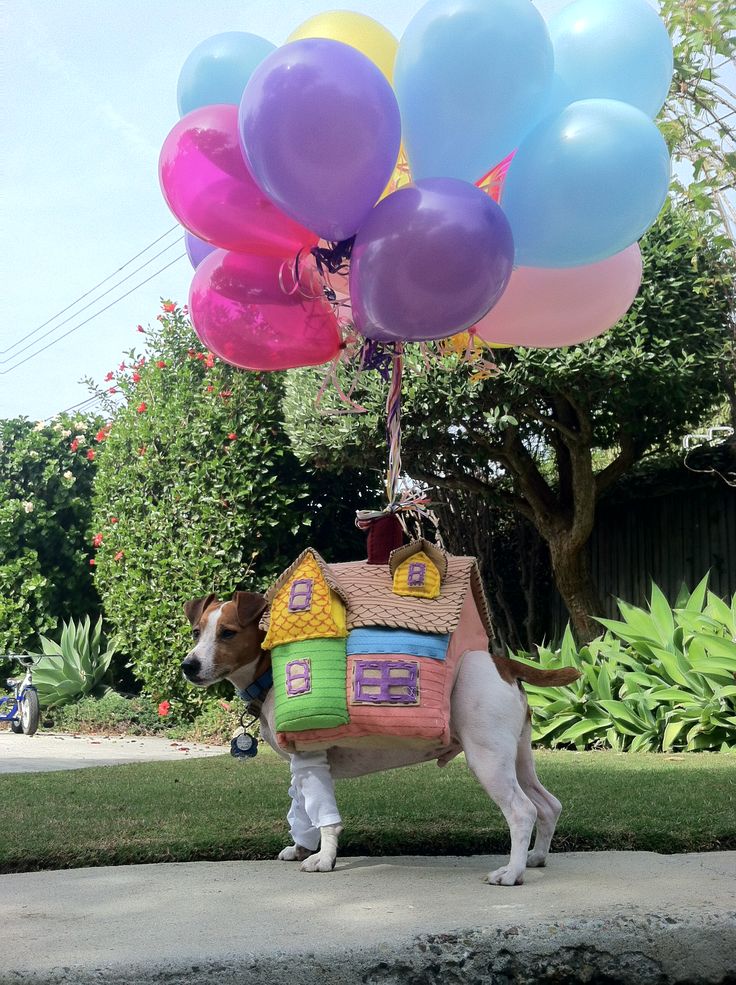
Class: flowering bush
90,302,366,716
0,413,104,670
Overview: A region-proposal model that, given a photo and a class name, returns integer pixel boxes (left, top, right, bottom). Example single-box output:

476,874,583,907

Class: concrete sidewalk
0,730,226,773
1,851,734,984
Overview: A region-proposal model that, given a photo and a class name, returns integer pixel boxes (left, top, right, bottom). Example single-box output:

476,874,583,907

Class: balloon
184,231,216,269
239,39,401,242
473,244,643,347
189,250,341,372
177,32,276,117
159,105,318,255
548,0,673,118
394,0,553,183
287,12,398,83
501,99,670,267
350,178,514,343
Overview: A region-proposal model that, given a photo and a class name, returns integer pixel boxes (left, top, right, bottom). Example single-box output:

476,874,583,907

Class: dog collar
237,669,273,705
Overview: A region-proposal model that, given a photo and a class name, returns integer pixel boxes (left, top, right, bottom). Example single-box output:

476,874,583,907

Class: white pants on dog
288,751,342,851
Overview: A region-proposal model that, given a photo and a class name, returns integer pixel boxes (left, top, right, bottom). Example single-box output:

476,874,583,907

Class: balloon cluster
159,0,673,369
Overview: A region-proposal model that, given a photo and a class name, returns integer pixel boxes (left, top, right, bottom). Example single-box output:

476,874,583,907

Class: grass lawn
1,748,734,873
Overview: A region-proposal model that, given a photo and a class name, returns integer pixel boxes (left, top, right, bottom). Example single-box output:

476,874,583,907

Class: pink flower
204,352,215,369
136,402,147,414
109,516,119,524
95,428,109,443
104,371,114,382
108,387,117,395
158,700,171,717
156,360,166,369
70,439,79,452
131,372,141,383
118,362,126,371
137,325,145,333
138,446,147,456
114,551,124,562
86,449,95,461
162,302,176,313
227,433,237,441
89,558,96,567
92,533,104,548
219,390,233,399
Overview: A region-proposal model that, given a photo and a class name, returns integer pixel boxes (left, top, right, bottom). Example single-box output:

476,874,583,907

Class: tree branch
412,467,536,522
595,432,641,495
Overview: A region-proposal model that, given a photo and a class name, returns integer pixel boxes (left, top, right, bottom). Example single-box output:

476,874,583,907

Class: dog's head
181,592,267,687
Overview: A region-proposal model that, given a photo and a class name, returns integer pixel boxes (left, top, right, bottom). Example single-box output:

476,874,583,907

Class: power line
0,225,181,357
0,253,187,377
0,236,184,365
43,392,108,423
691,108,736,136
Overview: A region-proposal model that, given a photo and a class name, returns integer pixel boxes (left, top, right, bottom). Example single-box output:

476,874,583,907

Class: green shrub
0,414,103,672
89,302,367,717
30,616,116,709
48,691,170,735
516,576,736,752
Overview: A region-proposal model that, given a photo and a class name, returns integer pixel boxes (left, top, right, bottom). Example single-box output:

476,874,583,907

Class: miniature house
263,549,347,650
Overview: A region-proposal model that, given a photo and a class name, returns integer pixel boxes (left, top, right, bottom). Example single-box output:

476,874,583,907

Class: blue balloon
548,0,673,118
501,99,670,268
394,0,553,183
184,231,215,269
177,32,276,117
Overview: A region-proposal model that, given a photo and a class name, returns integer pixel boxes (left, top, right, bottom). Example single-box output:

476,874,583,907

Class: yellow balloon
287,11,398,83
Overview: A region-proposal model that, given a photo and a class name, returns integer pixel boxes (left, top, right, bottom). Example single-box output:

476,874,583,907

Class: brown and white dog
182,591,579,886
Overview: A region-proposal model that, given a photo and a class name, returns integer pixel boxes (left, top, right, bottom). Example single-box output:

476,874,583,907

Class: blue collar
237,668,273,705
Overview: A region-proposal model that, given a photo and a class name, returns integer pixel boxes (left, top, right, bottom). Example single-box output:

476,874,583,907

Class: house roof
263,548,349,606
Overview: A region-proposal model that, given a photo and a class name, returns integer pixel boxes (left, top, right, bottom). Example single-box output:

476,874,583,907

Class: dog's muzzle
181,656,203,683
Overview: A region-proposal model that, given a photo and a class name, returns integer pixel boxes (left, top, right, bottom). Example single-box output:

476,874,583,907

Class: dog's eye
191,628,200,640
220,629,237,640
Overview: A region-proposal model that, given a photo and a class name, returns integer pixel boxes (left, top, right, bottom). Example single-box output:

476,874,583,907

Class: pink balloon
159,105,318,255
189,250,342,371
473,244,643,347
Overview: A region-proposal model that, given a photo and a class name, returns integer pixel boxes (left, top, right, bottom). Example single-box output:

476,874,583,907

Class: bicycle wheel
10,717,23,734
21,688,40,735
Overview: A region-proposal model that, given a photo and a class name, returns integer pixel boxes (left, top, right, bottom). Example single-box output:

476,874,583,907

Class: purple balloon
239,38,401,243
350,178,514,342
185,231,216,269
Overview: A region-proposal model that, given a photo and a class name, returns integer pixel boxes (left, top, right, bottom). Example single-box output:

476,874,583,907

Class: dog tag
230,729,258,759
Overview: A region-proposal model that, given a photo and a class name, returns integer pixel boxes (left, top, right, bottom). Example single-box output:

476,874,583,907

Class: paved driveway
0,730,226,773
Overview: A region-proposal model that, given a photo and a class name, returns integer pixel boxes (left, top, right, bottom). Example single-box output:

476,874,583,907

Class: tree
0,413,102,662
90,303,367,715
284,207,733,641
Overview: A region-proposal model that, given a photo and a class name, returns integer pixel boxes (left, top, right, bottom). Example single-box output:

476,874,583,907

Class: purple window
353,660,419,705
285,659,311,697
288,578,313,612
407,562,426,588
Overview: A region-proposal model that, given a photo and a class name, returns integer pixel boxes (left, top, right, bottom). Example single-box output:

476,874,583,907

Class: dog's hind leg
515,716,562,868
453,651,537,886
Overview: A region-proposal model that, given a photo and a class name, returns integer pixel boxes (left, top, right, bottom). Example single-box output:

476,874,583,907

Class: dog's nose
181,656,201,680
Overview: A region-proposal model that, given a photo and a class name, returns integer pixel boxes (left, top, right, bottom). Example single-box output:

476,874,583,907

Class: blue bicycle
1,656,40,735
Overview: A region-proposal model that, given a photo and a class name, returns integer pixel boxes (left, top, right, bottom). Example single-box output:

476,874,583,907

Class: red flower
118,362,126,371
205,385,214,393
162,302,176,313
137,357,146,367
131,372,141,383
158,700,171,717
70,439,79,452
182,305,189,316
86,449,95,461
136,402,147,414
219,390,233,399
138,446,147,456
108,387,117,395
194,352,205,361
204,352,215,369
95,428,109,443
227,433,237,441
114,551,124,562
156,360,167,369
219,701,232,711
137,325,145,333
89,558,96,566
104,371,114,382
109,516,119,524
92,533,104,548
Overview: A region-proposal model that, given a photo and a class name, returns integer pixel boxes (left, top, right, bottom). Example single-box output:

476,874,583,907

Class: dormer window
288,578,313,613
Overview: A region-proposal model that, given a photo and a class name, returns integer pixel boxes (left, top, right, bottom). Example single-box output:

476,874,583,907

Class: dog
182,590,580,886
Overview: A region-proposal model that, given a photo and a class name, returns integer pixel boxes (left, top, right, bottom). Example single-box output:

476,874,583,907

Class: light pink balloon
189,249,342,371
159,104,318,255
474,244,643,348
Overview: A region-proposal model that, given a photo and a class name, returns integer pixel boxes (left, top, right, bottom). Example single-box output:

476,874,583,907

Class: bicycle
0,656,40,736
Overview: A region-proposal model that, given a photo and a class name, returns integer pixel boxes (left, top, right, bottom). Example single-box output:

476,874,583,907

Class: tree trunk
547,535,603,643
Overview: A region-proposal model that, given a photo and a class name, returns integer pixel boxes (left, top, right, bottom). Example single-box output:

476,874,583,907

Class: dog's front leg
289,751,342,873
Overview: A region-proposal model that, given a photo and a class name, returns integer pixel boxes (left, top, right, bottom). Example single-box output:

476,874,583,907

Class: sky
1,0,715,423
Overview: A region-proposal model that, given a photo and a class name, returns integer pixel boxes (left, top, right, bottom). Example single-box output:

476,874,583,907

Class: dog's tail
496,654,582,687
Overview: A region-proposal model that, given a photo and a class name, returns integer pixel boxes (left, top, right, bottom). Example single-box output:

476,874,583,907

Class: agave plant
513,575,736,753
29,616,117,709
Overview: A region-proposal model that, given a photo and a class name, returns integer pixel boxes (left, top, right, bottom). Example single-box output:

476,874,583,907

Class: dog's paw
278,844,312,862
299,852,336,873
485,865,524,886
526,849,547,868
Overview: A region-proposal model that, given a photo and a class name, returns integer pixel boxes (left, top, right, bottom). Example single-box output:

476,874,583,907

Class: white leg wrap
286,779,320,853
290,751,342,829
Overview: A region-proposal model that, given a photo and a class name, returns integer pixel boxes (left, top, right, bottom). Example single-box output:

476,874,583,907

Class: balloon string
385,343,404,505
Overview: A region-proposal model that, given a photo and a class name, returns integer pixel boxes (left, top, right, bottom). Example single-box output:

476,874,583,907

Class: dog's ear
184,593,218,627
233,591,268,627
